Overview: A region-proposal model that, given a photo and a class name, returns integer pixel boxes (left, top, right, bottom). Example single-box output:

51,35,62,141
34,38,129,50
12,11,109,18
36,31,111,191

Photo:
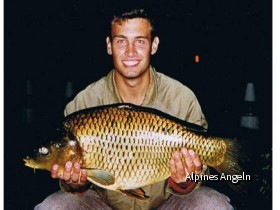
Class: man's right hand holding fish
51,161,89,192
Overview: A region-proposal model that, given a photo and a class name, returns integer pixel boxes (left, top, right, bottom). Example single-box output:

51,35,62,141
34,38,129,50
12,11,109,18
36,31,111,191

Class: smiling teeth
123,61,139,66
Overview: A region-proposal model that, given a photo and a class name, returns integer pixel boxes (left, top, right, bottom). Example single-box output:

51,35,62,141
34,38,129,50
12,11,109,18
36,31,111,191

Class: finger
71,162,80,183
188,150,202,174
51,164,59,178
80,169,88,184
170,158,179,182
174,151,186,182
63,161,72,181
182,148,195,175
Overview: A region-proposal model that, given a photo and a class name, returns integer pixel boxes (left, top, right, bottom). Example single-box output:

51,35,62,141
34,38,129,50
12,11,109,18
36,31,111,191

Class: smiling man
35,7,234,210
107,17,159,105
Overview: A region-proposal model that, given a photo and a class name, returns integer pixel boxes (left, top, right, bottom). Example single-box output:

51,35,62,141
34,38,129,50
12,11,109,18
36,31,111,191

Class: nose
125,43,136,57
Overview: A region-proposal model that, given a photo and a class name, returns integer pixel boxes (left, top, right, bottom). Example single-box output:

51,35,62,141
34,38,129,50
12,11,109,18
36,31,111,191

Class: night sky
5,0,272,209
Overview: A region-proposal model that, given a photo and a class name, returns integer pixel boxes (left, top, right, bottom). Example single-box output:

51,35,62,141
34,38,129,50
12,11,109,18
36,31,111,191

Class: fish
24,103,243,199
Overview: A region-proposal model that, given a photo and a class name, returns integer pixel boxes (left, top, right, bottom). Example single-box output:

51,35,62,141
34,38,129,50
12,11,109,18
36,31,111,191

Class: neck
114,69,150,105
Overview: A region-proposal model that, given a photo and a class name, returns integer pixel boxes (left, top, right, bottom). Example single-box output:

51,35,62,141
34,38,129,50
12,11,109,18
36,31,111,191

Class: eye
39,147,49,155
115,38,126,45
69,140,77,147
117,39,124,43
134,39,147,47
136,39,145,44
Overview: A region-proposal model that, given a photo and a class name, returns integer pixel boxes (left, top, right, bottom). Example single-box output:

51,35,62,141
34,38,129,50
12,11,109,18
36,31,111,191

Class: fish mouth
23,157,37,168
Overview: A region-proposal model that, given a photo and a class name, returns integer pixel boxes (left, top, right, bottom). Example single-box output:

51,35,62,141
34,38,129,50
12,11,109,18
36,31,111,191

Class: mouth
23,157,36,168
122,60,140,67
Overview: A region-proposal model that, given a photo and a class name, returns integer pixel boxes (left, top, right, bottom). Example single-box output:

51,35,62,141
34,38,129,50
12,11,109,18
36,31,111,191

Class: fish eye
69,140,76,146
39,147,49,155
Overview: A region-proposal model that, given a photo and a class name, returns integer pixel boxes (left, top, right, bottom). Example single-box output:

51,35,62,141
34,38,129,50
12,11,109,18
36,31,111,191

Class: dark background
5,0,272,209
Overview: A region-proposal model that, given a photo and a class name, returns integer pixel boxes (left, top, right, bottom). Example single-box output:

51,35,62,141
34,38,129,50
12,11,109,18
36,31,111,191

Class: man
35,7,233,210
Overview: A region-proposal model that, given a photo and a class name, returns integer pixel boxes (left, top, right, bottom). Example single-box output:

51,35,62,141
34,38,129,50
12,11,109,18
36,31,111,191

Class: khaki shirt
63,66,208,210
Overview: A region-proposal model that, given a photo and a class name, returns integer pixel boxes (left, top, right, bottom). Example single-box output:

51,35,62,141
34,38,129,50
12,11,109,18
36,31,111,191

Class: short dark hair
108,7,156,40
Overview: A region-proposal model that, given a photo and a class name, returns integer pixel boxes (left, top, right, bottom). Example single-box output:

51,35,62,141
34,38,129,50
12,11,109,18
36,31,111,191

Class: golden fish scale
64,107,226,190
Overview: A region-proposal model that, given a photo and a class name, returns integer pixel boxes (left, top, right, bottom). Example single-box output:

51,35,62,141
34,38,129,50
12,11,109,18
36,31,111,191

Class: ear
106,37,112,55
151,36,160,55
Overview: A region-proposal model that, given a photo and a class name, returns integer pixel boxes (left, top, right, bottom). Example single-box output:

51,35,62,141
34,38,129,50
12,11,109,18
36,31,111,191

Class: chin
122,68,141,77
124,72,141,79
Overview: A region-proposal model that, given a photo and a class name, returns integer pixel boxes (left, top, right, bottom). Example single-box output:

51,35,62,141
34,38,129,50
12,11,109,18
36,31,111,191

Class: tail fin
214,138,248,192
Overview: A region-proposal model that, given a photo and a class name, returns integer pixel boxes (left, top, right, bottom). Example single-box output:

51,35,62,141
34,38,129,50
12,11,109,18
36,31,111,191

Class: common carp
24,103,242,199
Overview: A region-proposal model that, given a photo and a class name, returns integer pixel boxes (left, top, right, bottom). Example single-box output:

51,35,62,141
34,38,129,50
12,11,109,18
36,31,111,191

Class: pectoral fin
86,169,115,186
119,188,149,200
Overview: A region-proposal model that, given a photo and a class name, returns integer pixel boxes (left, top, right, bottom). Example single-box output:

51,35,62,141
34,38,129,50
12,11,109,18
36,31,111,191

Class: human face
106,18,159,79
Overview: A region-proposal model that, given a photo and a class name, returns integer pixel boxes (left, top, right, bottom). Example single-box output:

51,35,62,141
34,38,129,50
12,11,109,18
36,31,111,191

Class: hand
169,147,202,183
51,161,88,189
